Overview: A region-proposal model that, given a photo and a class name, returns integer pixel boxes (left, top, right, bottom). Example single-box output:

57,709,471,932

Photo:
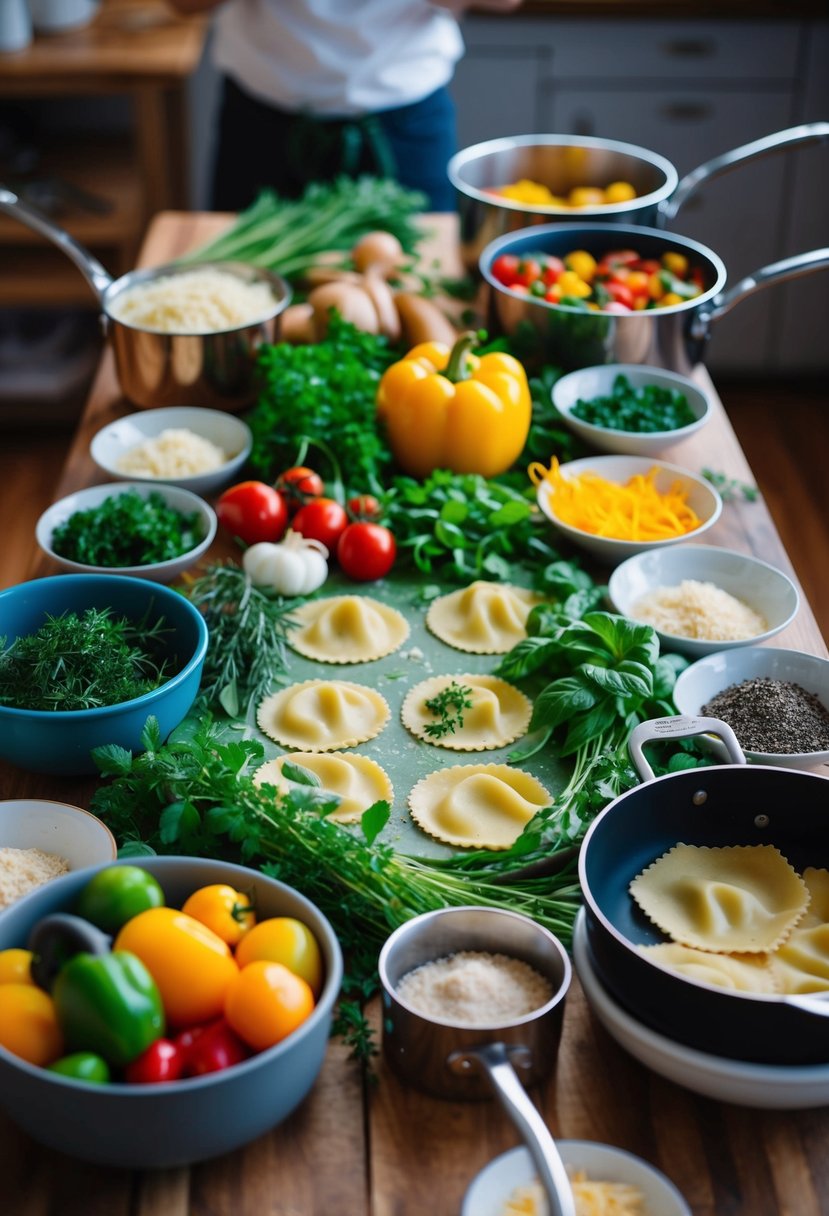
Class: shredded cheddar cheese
503,1171,646,1215
531,457,702,542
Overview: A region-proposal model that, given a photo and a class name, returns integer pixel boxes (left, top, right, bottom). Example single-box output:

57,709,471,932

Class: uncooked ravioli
254,752,393,825
426,580,541,654
288,594,409,663
629,843,809,954
640,943,778,993
408,763,551,850
256,679,390,751
401,674,532,751
770,923,829,994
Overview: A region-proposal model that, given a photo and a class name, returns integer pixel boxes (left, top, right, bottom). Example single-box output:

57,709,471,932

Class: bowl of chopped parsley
36,482,217,582
552,363,712,456
0,574,208,773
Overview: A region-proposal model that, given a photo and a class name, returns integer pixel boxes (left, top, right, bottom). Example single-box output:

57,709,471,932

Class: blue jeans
212,77,458,212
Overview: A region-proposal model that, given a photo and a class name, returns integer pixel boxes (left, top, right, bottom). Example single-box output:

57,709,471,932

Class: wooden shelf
0,248,107,307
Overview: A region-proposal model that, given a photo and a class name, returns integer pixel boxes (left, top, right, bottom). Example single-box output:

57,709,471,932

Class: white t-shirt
213,0,465,116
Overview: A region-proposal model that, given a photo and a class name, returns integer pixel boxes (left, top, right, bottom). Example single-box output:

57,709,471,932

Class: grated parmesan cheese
116,428,228,479
503,1171,646,1216
0,847,70,908
632,579,767,641
108,268,276,334
396,951,552,1025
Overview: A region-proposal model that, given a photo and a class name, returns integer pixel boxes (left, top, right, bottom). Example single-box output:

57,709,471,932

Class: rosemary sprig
423,680,474,739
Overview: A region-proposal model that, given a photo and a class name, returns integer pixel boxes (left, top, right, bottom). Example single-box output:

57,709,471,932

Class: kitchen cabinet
452,15,829,374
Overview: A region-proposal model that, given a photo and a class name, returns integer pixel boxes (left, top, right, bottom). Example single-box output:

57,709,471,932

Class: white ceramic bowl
0,800,117,883
90,406,252,497
607,545,800,658
535,454,722,566
462,1138,691,1216
573,909,829,1109
672,646,829,770
552,363,712,456
36,481,217,583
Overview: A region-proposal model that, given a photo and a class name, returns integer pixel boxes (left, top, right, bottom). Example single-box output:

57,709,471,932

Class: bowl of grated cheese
0,800,117,910
90,406,253,497
607,544,800,657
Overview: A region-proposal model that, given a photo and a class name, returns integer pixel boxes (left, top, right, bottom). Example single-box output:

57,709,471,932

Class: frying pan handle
689,247,829,338
784,994,829,1018
628,716,747,782
453,1042,576,1216
0,184,113,301
658,122,829,224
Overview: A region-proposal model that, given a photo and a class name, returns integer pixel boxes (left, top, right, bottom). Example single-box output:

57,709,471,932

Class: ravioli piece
426,580,541,654
770,924,829,994
630,844,808,954
401,674,532,751
254,752,393,825
289,595,409,664
257,679,390,751
640,943,778,993
801,867,829,927
408,764,551,850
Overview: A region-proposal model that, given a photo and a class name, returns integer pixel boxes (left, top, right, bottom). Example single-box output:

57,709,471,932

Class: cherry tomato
225,962,315,1052
125,1038,184,1084
512,258,541,288
336,522,396,582
181,1018,249,1077
235,917,323,998
0,984,63,1066
605,281,634,309
490,253,520,285
276,466,324,513
292,497,348,551
49,1051,111,1084
346,493,382,522
541,258,564,286
182,884,256,947
74,864,165,935
0,949,33,986
216,481,288,546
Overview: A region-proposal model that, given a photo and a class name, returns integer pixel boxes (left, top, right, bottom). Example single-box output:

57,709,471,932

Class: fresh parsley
702,468,759,502
50,490,201,568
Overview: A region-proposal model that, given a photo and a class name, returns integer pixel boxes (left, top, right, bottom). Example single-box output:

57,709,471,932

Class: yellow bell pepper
376,333,531,480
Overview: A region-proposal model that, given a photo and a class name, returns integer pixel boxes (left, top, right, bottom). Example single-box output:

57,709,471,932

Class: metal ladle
378,905,576,1216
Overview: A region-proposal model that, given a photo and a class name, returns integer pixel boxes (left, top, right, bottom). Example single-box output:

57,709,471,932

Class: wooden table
3,212,829,1216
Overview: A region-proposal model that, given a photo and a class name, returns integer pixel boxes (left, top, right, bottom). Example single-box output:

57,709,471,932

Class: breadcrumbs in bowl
0,799,117,906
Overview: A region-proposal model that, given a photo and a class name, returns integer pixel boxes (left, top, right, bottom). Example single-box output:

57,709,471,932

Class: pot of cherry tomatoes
479,221,829,374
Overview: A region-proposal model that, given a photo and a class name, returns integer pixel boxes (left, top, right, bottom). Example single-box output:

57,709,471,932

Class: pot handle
658,122,829,224
784,994,829,1018
689,247,829,339
451,1042,576,1216
628,715,747,783
0,184,113,302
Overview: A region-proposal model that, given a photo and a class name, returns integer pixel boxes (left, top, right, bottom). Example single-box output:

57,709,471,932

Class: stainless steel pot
479,221,829,373
379,906,575,1216
579,716,829,1066
0,186,291,412
449,124,829,269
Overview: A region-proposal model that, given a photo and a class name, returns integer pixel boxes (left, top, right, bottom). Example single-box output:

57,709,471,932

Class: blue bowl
0,857,343,1168
0,574,208,774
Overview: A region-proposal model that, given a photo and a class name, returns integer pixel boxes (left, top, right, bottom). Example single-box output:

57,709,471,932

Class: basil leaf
361,800,391,846
282,761,322,787
561,696,619,755
530,676,598,732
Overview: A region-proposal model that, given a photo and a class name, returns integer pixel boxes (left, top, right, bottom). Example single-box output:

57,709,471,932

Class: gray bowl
0,856,343,1168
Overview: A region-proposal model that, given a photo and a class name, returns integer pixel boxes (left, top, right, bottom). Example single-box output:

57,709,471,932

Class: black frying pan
578,716,829,1065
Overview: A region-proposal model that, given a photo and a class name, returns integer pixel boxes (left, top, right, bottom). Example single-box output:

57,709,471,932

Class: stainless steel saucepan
0,186,291,412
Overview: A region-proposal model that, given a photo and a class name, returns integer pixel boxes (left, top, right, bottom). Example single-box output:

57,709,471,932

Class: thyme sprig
423,680,474,739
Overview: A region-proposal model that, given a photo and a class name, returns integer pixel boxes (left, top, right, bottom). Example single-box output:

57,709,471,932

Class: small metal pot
379,906,575,1216
479,221,829,374
0,186,291,412
449,124,829,269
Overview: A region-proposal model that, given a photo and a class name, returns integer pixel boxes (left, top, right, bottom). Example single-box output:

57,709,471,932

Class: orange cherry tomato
115,907,239,1027
181,884,256,947
224,961,315,1052
234,917,323,998
0,983,63,1065
0,948,34,986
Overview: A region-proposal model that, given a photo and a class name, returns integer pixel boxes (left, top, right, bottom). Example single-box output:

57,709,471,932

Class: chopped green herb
50,490,201,568
571,373,696,434
423,680,474,739
0,607,170,711
702,468,759,502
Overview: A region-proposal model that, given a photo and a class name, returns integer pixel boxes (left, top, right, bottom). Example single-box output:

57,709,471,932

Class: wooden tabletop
3,211,829,1216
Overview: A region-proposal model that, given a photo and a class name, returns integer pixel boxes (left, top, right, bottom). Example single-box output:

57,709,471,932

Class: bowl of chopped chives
35,481,217,583
532,454,722,565
0,574,208,774
552,364,712,456
607,545,800,657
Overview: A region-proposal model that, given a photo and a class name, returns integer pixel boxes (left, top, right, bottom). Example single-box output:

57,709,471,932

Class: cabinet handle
661,102,712,123
661,38,716,57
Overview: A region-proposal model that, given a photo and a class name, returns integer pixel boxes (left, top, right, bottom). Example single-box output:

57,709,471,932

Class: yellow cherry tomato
181,884,256,947
234,917,323,998
563,250,597,282
0,949,34,986
115,906,239,1027
225,961,315,1052
567,187,606,208
661,292,686,307
604,180,637,204
662,250,689,277
0,983,63,1065
557,270,592,299
626,270,650,295
648,272,666,301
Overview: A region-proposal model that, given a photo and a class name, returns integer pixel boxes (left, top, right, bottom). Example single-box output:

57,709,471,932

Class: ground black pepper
702,677,829,754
